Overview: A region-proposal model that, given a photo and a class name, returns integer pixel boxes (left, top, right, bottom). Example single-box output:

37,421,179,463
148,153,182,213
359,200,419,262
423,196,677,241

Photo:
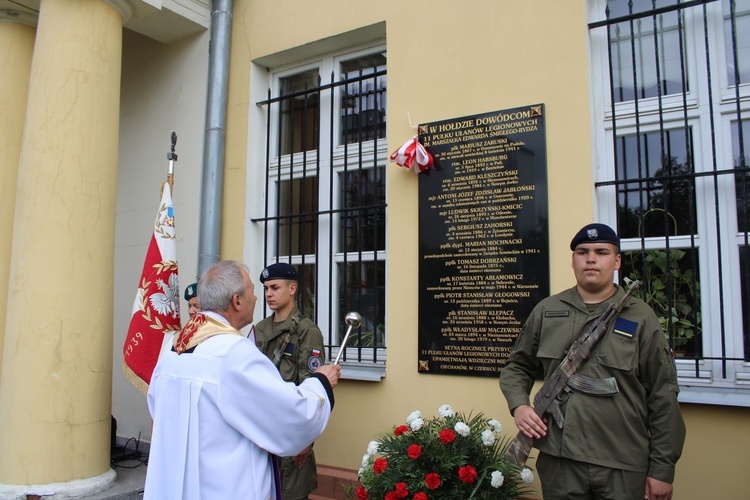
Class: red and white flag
122,181,181,394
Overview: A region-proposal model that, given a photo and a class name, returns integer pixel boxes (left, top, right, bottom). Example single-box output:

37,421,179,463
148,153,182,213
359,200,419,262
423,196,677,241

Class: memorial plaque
418,104,550,376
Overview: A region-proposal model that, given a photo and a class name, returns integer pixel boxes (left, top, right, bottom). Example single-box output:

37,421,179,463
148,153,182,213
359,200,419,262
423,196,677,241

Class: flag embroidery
122,181,181,393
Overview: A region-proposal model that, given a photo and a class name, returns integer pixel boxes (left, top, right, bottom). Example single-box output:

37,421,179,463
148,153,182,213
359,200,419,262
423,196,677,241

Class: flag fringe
122,357,149,396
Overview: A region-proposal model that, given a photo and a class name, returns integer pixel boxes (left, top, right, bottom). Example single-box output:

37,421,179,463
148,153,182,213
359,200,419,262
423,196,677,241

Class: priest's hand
315,364,341,388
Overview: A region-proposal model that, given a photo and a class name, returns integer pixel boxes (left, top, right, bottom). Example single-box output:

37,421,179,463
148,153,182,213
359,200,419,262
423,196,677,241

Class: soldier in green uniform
184,282,200,318
255,262,326,500
500,223,686,500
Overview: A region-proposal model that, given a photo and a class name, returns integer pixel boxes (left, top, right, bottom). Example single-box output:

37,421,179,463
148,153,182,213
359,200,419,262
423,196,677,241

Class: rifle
504,281,640,466
270,316,300,367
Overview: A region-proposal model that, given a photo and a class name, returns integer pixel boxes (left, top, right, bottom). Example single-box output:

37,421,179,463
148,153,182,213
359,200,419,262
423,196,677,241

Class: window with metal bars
589,0,750,405
253,46,387,380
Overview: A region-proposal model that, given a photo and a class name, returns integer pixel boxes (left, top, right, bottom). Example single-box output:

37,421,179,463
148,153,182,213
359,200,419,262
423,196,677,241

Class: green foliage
354,323,385,348
353,407,534,500
625,248,701,348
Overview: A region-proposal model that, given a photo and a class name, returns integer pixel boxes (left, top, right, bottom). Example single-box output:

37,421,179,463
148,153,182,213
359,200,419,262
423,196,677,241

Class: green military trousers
280,446,318,500
537,452,647,500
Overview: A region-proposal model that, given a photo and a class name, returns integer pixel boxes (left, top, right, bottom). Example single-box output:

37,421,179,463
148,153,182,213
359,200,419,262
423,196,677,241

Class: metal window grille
589,0,749,383
254,63,387,366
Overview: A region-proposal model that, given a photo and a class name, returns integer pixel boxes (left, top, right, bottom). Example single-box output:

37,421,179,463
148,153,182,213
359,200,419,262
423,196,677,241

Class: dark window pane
607,0,686,102
296,263,317,319
724,0,750,85
616,128,696,238
340,54,387,145
621,248,701,356
337,261,385,348
739,246,750,361
279,70,320,155
734,119,750,232
277,177,318,256
339,166,386,252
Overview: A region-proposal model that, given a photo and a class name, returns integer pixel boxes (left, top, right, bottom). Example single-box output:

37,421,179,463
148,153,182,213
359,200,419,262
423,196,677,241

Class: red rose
384,492,399,500
373,458,388,474
458,465,478,484
425,472,441,490
395,482,409,498
394,425,409,436
438,428,456,444
413,493,429,500
356,485,368,500
407,444,422,459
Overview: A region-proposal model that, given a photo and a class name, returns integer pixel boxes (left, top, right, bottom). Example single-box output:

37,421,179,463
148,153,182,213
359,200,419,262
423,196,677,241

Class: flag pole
166,130,178,191
123,131,182,393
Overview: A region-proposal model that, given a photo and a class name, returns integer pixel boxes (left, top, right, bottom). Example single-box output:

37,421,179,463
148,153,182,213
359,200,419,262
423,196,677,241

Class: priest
145,260,341,499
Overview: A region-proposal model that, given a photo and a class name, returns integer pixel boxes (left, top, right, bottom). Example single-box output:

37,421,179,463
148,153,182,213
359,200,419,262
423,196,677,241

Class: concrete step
310,464,359,500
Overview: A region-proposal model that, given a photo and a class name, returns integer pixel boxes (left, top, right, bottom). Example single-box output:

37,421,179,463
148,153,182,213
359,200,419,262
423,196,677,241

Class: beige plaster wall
112,28,208,442
106,1,750,497
0,22,35,388
215,1,750,498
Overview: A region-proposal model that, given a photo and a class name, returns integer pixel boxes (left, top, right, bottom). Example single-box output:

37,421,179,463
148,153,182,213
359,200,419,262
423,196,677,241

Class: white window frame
246,41,388,381
589,0,750,406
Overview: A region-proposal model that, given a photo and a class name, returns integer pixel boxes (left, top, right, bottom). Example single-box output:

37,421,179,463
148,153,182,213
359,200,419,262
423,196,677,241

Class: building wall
109,1,750,497
112,27,208,441
216,1,750,498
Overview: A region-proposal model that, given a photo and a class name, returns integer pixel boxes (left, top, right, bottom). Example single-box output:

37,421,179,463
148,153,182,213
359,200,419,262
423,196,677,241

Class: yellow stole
173,313,241,354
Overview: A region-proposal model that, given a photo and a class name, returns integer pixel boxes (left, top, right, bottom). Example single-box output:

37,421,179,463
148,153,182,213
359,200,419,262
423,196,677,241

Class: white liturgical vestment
144,331,332,499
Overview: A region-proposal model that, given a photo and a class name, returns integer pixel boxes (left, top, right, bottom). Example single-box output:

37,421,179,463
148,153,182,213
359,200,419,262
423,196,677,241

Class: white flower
488,419,502,433
481,429,496,446
521,467,534,484
406,410,422,424
454,421,470,437
358,466,364,477
361,454,371,467
438,404,454,418
367,440,379,455
409,417,424,431
491,470,505,488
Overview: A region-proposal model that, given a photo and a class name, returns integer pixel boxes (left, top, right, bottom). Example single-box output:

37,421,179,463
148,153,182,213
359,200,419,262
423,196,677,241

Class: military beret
184,282,198,301
260,262,298,283
570,223,620,251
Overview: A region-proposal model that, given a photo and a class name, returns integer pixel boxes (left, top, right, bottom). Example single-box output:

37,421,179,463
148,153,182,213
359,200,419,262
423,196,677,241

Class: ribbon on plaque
389,135,434,173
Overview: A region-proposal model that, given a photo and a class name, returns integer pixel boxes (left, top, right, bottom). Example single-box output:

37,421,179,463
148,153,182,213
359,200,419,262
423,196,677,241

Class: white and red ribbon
389,135,434,173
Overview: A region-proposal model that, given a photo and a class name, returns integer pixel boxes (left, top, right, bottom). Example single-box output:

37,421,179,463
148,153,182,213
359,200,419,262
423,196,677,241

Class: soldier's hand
315,364,341,388
644,476,673,500
513,405,547,439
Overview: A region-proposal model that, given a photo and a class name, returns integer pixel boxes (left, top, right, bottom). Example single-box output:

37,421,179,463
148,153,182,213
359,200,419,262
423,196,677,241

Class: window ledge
678,385,750,408
340,362,386,381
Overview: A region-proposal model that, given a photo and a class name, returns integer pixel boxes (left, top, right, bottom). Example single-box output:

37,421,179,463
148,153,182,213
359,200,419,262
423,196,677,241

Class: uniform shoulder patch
544,310,570,318
307,355,322,371
612,317,639,339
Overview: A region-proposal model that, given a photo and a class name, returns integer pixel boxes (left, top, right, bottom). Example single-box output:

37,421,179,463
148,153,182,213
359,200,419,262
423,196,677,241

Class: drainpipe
198,0,233,276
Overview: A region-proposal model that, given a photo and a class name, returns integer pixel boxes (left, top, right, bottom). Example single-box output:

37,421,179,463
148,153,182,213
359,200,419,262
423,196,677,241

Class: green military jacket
255,306,326,385
500,285,686,483
255,306,326,499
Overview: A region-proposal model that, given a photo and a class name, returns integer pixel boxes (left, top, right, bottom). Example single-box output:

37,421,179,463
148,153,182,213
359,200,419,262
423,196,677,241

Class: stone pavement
80,460,146,500
77,458,356,499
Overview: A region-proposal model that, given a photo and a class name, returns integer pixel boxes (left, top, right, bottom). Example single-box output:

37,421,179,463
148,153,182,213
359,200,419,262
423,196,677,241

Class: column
0,11,36,388
0,0,125,495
